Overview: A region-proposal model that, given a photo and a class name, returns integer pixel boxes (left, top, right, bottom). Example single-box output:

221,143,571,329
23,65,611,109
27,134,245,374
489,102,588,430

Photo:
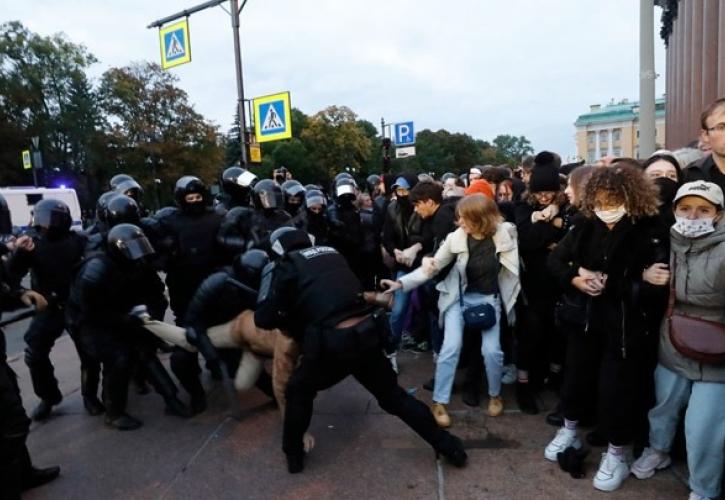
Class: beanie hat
464,179,495,200
529,151,561,193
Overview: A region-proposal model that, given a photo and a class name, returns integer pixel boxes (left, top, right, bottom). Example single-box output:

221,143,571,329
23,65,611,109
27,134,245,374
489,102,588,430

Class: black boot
21,446,60,492
423,377,435,391
144,356,191,417
515,382,539,415
461,383,480,407
83,396,105,416
190,391,207,415
437,434,468,468
164,396,192,418
1,437,26,500
30,398,61,422
546,401,564,427
81,365,104,415
286,453,305,473
104,413,142,431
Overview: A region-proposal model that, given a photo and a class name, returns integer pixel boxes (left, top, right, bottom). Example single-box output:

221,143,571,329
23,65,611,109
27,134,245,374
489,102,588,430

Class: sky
2,0,667,160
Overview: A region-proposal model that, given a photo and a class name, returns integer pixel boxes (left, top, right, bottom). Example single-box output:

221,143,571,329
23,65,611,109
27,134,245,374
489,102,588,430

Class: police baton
0,307,36,328
189,327,243,421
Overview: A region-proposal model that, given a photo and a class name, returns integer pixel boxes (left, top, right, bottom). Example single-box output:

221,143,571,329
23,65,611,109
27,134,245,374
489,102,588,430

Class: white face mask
594,205,627,224
673,216,716,238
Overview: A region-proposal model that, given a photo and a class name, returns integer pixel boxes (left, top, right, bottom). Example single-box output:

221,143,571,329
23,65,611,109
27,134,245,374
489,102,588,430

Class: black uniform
255,242,465,472
5,228,97,414
217,206,292,257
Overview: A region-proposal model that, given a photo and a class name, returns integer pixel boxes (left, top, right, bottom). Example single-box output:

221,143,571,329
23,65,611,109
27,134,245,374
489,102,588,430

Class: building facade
656,0,725,150
574,98,666,163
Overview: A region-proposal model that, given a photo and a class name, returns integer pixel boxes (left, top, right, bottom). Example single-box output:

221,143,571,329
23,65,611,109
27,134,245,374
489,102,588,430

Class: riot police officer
216,166,258,212
281,180,306,217
67,224,188,430
327,176,363,275
86,190,120,236
255,228,467,473
114,178,147,216
5,199,100,420
292,189,330,246
217,179,292,257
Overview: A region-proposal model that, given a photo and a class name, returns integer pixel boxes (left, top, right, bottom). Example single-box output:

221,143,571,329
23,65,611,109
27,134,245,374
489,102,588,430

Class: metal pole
230,0,248,166
147,0,226,28
639,0,656,157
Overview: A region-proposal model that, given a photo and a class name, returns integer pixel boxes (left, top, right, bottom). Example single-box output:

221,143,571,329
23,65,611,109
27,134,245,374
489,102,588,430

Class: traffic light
381,137,392,173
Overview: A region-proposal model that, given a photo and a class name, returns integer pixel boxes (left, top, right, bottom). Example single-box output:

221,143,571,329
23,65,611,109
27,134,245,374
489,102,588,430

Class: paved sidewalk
9,335,689,499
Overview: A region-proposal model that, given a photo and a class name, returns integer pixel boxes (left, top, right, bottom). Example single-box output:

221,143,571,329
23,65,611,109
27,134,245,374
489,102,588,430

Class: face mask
654,177,678,205
184,201,205,215
594,205,627,224
673,216,716,238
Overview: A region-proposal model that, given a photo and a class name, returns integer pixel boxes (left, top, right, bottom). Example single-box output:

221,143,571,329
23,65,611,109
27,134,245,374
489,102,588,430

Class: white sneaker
688,492,709,500
386,352,399,374
593,450,631,492
501,364,517,385
544,427,581,462
630,447,671,479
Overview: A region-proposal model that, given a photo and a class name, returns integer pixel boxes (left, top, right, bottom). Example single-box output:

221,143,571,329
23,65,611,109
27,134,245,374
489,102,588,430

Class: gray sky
3,0,667,159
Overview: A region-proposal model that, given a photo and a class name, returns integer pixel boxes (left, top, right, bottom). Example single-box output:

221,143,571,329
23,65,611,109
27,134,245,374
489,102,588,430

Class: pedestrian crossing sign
159,19,191,70
253,92,292,143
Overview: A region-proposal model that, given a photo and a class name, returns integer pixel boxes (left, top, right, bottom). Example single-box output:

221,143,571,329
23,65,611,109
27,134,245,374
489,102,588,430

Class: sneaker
593,450,631,492
688,492,709,500
545,427,581,462
487,396,504,417
386,352,399,374
431,403,451,428
401,332,416,350
630,447,671,479
411,340,430,353
501,364,517,385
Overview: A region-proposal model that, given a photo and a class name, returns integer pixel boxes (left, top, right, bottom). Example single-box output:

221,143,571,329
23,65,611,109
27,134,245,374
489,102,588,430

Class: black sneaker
164,397,192,418
83,396,105,416
30,398,61,422
515,382,539,415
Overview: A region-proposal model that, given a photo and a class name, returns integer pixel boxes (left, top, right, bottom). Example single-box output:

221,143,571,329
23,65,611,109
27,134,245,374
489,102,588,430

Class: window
587,132,595,144
613,148,622,157
587,152,596,164
612,129,621,141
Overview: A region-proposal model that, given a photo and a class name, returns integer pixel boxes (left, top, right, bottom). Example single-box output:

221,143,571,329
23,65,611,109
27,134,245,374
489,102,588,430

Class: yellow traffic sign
249,143,262,163
21,150,32,170
253,92,292,143
159,19,191,70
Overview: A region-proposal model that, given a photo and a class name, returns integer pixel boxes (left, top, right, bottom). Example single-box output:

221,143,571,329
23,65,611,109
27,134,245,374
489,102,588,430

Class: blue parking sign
394,122,415,146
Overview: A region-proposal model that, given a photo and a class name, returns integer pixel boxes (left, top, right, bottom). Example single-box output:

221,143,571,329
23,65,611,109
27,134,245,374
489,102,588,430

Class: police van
0,187,83,232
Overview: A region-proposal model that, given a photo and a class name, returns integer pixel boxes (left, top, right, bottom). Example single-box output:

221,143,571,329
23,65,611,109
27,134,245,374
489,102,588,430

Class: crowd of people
1,97,724,499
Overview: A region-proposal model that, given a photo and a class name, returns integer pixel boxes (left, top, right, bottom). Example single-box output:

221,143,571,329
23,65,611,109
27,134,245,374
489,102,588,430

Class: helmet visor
120,236,155,260
259,190,282,209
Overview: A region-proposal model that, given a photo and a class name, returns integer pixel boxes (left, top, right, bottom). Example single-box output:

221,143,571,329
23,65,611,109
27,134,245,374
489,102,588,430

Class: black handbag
459,271,497,330
554,291,589,327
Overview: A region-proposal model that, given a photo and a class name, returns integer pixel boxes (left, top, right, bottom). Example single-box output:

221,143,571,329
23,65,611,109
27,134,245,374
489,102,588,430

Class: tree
491,134,534,165
98,62,224,206
299,106,372,184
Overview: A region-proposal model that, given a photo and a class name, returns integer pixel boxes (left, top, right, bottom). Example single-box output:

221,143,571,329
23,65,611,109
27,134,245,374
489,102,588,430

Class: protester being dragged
545,163,669,492
514,152,568,415
630,181,725,500
382,194,521,424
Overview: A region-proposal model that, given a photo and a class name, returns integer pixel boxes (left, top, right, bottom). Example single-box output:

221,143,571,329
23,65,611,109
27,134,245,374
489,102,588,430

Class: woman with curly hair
544,163,670,493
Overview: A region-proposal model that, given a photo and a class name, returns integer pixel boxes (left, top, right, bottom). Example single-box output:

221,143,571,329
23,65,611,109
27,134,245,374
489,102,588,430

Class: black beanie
529,165,561,193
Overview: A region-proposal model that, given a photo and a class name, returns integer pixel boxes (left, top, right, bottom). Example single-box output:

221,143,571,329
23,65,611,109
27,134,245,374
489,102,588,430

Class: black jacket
217,207,292,256
682,155,725,194
382,198,424,272
184,267,258,330
548,215,669,355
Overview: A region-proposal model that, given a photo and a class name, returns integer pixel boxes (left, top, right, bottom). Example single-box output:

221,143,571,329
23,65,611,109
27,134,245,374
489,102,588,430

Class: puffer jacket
658,217,725,382
398,223,521,326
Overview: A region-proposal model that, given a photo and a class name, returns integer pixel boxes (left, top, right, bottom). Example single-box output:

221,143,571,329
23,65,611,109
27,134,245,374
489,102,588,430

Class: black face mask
275,174,286,184
286,202,301,216
184,201,206,215
654,177,678,205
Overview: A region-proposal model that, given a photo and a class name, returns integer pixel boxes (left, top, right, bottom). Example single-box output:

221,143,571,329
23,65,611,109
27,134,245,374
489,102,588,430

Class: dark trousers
560,323,647,446
283,346,450,458
515,298,559,380
24,306,99,403
1,333,33,500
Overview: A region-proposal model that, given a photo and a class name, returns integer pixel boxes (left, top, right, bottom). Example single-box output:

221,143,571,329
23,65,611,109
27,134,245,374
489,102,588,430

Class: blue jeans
388,270,412,351
433,293,503,404
648,364,725,498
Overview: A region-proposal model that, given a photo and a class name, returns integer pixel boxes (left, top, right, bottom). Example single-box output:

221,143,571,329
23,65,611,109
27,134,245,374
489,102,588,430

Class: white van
0,187,83,232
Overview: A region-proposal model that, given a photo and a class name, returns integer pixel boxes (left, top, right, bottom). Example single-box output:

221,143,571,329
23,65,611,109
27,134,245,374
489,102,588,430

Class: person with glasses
682,98,725,194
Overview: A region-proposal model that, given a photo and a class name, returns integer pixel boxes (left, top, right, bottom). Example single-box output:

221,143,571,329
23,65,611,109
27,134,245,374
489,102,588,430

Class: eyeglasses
706,122,725,134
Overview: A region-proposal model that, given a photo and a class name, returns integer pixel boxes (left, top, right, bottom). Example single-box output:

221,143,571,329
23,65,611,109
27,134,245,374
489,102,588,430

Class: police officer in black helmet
327,175,363,276
281,180,306,217
217,179,292,257
255,228,467,473
216,166,258,212
155,176,225,412
292,189,330,246
114,178,147,216
5,199,101,420
87,191,120,236
67,224,188,429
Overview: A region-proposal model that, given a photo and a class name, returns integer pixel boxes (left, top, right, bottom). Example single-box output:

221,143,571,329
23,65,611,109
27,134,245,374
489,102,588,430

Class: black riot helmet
109,174,134,191
106,194,141,228
96,191,120,224
269,227,313,257
366,174,381,194
174,176,207,210
252,179,284,210
106,223,155,262
441,172,456,182
232,248,270,289
282,180,306,216
115,178,144,202
305,189,327,209
273,166,289,184
0,193,11,235
32,199,72,236
334,177,358,204
304,183,322,192
221,166,258,199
